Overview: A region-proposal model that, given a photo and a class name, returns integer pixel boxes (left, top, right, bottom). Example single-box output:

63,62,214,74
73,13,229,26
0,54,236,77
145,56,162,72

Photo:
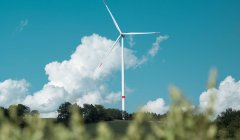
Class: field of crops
0,88,220,140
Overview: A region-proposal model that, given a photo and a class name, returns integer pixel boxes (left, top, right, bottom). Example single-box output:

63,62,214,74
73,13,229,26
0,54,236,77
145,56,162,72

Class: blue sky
0,0,240,115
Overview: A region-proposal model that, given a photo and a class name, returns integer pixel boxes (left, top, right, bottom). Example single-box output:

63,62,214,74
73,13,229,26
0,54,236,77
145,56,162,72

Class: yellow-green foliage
0,91,218,140
0,70,238,140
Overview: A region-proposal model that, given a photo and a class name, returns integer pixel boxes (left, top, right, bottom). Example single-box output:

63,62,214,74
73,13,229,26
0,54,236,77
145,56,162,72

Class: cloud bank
199,76,240,117
142,98,169,114
142,75,240,117
0,34,167,117
2,32,239,118
0,79,29,108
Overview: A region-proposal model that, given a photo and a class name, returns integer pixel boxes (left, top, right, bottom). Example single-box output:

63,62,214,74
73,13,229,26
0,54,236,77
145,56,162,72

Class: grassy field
86,120,131,136
42,119,136,136
85,120,166,137
42,118,165,136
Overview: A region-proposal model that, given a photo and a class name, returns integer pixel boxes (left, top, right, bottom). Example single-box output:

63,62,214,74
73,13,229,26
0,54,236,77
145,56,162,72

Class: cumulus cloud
23,85,67,114
199,76,240,117
0,33,167,117
142,98,169,114
30,34,139,117
45,34,139,92
0,79,29,108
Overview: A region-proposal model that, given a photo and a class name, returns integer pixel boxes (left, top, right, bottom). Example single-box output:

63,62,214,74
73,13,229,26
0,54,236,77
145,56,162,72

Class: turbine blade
97,35,122,69
123,32,160,35
103,0,122,33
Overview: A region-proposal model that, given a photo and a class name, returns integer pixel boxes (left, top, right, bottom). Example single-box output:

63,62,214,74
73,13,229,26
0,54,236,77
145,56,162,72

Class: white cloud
104,92,121,104
148,35,168,57
41,111,58,118
23,85,67,113
27,34,139,117
17,19,28,32
199,76,240,117
136,35,169,66
0,33,167,117
142,98,169,114
45,34,139,92
136,56,148,66
0,79,29,108
127,35,135,47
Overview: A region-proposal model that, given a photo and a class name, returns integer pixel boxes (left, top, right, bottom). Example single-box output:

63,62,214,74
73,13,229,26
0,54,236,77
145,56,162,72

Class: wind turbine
99,0,159,120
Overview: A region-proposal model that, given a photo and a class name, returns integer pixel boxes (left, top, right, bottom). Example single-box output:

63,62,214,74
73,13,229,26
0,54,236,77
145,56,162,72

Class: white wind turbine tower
98,0,159,120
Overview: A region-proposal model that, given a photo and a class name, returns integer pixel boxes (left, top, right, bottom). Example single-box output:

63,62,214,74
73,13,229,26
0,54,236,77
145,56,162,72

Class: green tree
105,108,122,120
216,108,240,138
82,104,98,123
95,105,109,121
30,110,40,116
57,102,72,124
8,104,30,117
7,104,30,128
0,107,9,118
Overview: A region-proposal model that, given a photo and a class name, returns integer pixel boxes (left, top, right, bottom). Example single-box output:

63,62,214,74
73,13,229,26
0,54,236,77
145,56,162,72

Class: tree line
215,108,240,138
0,104,40,118
0,104,39,128
57,102,130,125
0,102,164,125
56,102,166,125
